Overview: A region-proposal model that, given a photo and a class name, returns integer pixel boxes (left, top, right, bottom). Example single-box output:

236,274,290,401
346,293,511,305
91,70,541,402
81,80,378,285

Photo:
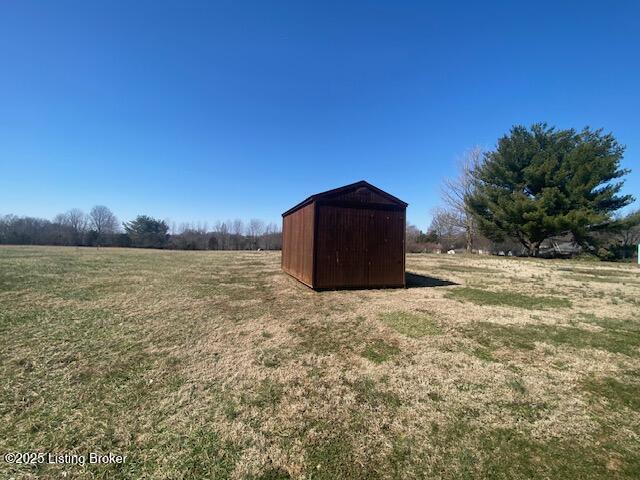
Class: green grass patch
566,274,639,285
361,339,400,364
255,468,292,480
174,428,240,479
558,267,637,277
436,265,502,274
349,377,402,408
500,399,549,422
426,421,640,479
302,417,406,479
243,379,284,408
583,375,640,411
447,287,571,310
463,319,640,357
256,347,284,368
470,346,496,362
379,311,441,338
305,431,358,480
507,377,527,394
580,313,640,333
290,320,353,356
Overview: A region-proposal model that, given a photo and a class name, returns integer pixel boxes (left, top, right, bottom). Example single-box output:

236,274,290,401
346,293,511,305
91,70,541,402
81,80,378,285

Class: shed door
315,205,404,288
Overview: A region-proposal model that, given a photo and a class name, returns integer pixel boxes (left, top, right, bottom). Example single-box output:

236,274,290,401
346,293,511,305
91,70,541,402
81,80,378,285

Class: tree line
0,207,282,250
2,123,637,259
423,123,639,260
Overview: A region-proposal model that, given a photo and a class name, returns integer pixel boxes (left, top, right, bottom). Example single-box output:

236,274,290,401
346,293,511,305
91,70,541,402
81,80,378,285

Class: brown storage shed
281,180,407,290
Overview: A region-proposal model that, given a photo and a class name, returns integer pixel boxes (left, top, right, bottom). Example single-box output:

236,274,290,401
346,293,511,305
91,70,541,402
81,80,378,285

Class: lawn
1,246,639,479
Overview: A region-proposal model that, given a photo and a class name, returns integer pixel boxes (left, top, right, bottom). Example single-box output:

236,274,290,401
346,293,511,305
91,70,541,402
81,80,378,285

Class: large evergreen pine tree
466,123,633,256
123,215,169,248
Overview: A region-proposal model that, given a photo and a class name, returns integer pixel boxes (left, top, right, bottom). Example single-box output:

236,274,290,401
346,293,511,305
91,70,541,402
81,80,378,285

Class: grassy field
1,246,639,479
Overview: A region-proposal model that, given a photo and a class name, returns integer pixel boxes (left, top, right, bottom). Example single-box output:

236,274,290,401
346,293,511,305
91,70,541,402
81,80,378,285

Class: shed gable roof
282,181,408,217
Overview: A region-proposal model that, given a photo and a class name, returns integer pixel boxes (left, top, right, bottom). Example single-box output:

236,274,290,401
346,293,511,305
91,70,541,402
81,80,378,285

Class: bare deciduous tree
262,222,281,250
231,219,244,250
607,209,640,259
263,222,275,250
441,146,483,252
54,208,88,245
215,221,230,250
89,205,118,245
65,208,88,244
429,207,465,250
248,218,265,249
66,209,88,234
406,223,425,253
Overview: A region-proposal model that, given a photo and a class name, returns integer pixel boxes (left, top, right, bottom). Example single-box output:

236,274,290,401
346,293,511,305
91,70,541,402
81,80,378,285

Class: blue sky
1,1,638,231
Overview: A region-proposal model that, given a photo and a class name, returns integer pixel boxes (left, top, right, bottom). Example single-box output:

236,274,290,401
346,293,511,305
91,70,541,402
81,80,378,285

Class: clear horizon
1,1,638,231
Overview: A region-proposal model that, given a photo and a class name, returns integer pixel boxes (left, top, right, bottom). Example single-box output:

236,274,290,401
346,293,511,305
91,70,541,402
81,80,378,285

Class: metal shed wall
281,202,315,287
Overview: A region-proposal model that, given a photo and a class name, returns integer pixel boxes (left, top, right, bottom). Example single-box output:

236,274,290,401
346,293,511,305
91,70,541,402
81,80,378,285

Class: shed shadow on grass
406,272,458,288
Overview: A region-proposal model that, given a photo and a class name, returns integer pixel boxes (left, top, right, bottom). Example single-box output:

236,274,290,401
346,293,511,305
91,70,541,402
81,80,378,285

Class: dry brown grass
1,246,639,479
